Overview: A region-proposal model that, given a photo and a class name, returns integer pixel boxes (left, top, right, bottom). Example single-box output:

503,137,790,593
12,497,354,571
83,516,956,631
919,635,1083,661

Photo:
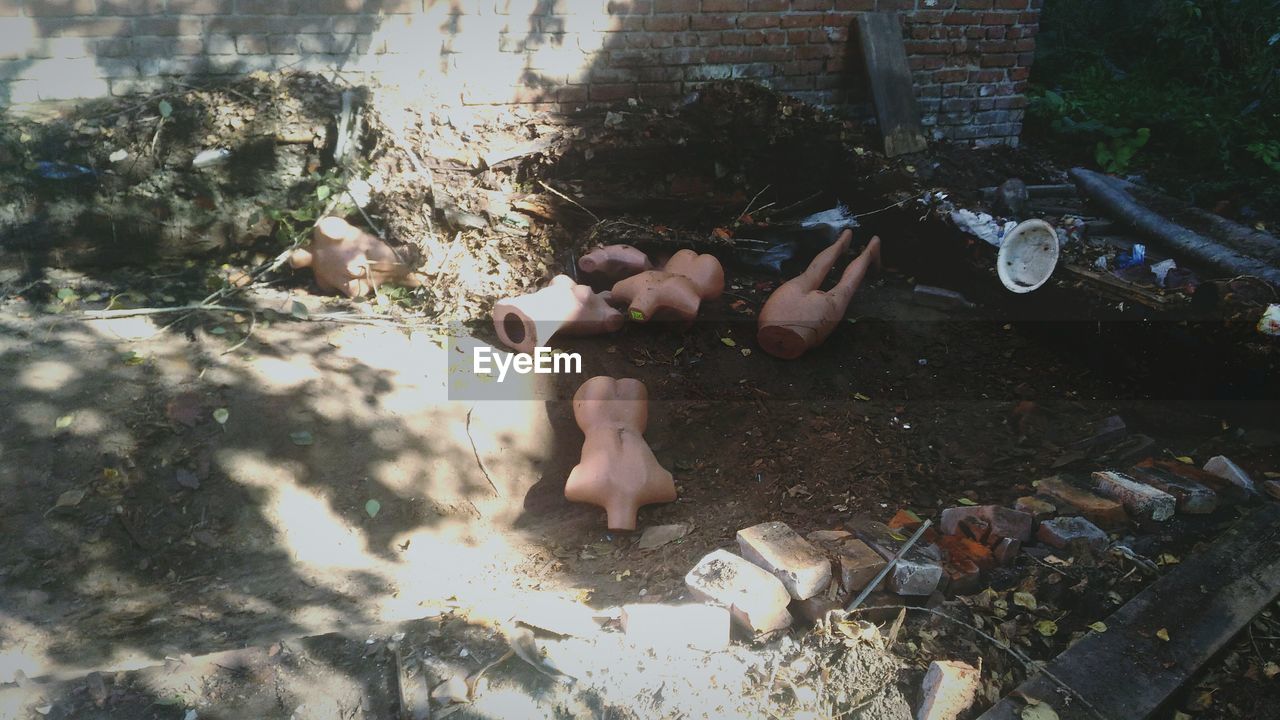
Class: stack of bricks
0,0,1039,146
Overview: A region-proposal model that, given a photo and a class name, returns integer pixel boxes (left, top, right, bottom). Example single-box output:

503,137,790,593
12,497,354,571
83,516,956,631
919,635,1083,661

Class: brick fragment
1036,476,1128,529
919,660,980,720
847,518,943,596
1202,455,1259,496
1014,496,1055,522
1127,466,1218,514
837,539,887,594
685,549,792,635
1036,516,1108,553
737,521,832,600
939,505,1032,542
1092,470,1175,522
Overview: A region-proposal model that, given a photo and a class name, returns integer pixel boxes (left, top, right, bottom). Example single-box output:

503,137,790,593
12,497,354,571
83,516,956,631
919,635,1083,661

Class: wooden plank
979,503,1280,720
855,12,928,157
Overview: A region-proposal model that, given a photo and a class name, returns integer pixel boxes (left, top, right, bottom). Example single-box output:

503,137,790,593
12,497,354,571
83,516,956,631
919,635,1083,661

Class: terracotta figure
491,275,625,353
564,376,675,531
610,249,725,323
578,244,653,280
757,231,881,359
289,217,424,298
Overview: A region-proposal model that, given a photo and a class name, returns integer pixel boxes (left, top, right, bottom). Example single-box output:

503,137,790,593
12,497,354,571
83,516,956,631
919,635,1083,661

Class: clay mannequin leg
790,229,854,292
824,235,882,308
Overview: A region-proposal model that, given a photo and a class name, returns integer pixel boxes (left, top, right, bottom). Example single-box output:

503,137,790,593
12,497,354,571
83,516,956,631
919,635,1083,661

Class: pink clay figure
577,244,653,281
757,231,882,359
609,249,725,323
564,376,675,531
491,275,625,353
288,216,424,298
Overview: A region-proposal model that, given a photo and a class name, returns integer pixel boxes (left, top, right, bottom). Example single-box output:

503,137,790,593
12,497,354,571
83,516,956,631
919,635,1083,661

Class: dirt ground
2,76,1278,720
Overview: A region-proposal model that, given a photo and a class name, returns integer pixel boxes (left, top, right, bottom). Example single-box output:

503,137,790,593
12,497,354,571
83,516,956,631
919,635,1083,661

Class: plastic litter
951,208,1017,247
1259,304,1280,337
1150,258,1177,286
191,148,232,168
734,203,860,275
33,161,96,180
1116,243,1146,269
997,219,1059,293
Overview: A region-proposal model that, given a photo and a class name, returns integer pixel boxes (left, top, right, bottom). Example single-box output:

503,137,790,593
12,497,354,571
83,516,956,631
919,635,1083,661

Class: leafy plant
1096,128,1150,173
1247,140,1280,172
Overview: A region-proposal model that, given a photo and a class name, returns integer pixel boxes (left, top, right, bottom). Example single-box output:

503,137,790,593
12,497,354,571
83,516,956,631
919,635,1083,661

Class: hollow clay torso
289,217,422,298
610,250,725,323
564,376,675,531
491,275,623,353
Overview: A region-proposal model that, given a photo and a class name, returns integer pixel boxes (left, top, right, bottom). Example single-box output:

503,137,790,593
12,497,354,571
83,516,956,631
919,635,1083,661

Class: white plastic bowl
998,219,1059,293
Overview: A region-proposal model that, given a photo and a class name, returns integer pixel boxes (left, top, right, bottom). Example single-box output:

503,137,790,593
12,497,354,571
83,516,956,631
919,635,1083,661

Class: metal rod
845,519,932,612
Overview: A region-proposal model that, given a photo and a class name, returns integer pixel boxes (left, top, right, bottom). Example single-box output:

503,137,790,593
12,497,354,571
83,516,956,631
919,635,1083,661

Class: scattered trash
1116,243,1146,269
1259,304,1280,336
950,208,1016,247
191,148,232,168
997,219,1059,293
33,160,96,180
1150,258,1177,286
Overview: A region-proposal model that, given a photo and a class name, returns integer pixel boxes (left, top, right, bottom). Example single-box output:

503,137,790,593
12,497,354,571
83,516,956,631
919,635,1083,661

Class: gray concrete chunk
736,521,832,600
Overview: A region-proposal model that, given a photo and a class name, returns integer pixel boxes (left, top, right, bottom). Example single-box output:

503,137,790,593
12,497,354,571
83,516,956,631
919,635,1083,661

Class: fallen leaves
365,499,381,518
45,488,86,516
212,407,229,426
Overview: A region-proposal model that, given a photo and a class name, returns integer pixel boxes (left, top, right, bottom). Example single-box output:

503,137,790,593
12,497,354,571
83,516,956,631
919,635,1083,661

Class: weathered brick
739,14,780,28
621,603,731,650
1036,516,1108,553
737,521,832,600
847,518,943,596
177,0,234,14
645,14,688,31
940,505,1033,542
1127,466,1218,514
99,0,165,14
702,0,745,10
653,0,697,10
588,82,636,102
919,661,980,720
1036,476,1127,529
27,0,97,15
43,17,131,37
685,549,793,635
1203,456,1258,496
780,13,825,28
691,14,735,30
1092,470,1175,522
132,16,203,36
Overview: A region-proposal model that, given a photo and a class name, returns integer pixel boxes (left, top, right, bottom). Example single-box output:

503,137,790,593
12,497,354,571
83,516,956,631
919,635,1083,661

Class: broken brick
939,505,1033,542
838,539,887,594
805,529,852,544
685,549,792,635
936,533,995,572
1014,496,1055,522
620,603,730,650
846,518,943,596
1092,470,1176,522
943,559,983,596
1135,458,1251,502
1203,455,1259,496
1036,475,1129,529
736,521,832,600
1036,516,1109,553
887,508,923,530
918,660,980,720
1127,465,1218,514
994,537,1021,566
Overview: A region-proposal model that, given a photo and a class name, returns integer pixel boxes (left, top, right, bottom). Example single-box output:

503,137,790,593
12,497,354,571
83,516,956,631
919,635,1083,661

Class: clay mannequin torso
757,232,881,359
564,377,675,531
289,217,422,298
610,250,725,323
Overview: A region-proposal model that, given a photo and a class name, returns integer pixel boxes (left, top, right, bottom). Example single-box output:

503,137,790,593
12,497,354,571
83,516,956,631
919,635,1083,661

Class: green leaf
1013,591,1038,610
55,414,75,430
290,430,314,446
365,499,381,518
209,326,227,335
158,99,173,118
212,408,229,425
720,337,736,347
290,300,309,320
957,498,978,506
1035,619,1059,637
316,185,331,201
1088,621,1107,633
56,287,77,301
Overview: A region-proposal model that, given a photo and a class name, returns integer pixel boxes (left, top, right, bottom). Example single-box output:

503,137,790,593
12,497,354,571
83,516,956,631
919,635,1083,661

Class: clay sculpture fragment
610,249,725,323
564,376,675,531
578,244,653,281
289,216,424,298
757,230,881,359
491,275,625,353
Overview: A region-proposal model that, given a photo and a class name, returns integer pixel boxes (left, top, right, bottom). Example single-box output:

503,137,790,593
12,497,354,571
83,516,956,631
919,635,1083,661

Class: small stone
837,539,887,594
918,659,980,720
1092,470,1175,521
1127,466,1218,514
1037,516,1109,553
939,505,1033,542
1036,476,1129,529
1014,496,1055,522
636,523,689,550
1203,455,1259,496
736,521,832,600
685,549,792,636
620,603,730,650
806,529,852,545
847,518,943,597
993,537,1021,566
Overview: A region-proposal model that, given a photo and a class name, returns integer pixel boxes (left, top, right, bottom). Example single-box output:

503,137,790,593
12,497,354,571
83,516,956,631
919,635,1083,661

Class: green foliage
248,167,348,250
1030,0,1280,207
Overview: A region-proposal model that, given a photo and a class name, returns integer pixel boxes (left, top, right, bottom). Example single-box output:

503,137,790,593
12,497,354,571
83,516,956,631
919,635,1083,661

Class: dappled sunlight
17,359,79,392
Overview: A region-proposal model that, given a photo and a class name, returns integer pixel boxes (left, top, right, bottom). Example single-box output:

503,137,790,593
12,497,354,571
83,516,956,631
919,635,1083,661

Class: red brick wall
0,0,1040,145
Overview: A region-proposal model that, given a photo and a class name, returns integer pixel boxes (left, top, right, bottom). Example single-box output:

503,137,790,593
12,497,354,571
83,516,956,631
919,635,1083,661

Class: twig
764,190,823,220
844,605,1109,720
737,184,772,223
465,407,501,498
82,303,256,319
852,195,916,219
538,181,600,224
219,309,256,356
